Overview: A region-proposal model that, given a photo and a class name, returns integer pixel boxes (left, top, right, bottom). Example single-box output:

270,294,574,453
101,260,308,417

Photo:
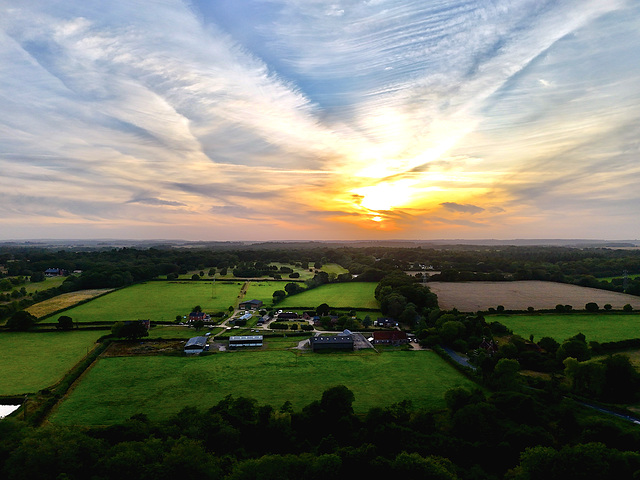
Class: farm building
229,335,263,348
233,312,253,326
310,333,354,352
239,299,263,310
373,331,409,345
374,317,398,328
184,336,209,355
278,311,299,320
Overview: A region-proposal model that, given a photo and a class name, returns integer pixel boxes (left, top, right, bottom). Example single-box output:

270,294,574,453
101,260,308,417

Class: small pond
0,404,20,419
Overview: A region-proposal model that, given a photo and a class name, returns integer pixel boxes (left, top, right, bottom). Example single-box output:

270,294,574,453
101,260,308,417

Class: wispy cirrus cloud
440,202,485,215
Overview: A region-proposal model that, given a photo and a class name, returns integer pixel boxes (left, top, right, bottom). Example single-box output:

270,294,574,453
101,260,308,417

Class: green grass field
21,276,68,294
0,331,102,395
245,281,287,306
320,263,349,275
57,281,244,323
276,282,379,309
50,349,474,425
495,313,640,343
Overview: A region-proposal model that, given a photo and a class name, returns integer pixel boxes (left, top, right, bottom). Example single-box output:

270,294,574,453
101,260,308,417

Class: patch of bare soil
427,281,640,312
103,340,186,357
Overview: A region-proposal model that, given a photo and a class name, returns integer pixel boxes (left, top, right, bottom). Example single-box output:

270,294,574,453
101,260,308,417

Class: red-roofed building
373,330,409,345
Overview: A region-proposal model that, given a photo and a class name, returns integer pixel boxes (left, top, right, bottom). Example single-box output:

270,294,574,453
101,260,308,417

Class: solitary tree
272,290,286,303
111,321,149,340
317,303,330,316
57,315,73,330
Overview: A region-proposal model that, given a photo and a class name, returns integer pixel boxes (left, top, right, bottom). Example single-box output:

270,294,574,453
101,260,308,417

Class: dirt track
427,281,640,312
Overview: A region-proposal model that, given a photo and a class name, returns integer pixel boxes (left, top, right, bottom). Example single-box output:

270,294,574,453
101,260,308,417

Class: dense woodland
3,383,640,479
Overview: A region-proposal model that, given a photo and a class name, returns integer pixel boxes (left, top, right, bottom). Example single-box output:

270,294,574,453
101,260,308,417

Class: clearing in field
496,313,640,343
0,331,102,395
26,289,113,319
428,281,640,312
56,281,243,324
50,349,475,425
276,282,379,309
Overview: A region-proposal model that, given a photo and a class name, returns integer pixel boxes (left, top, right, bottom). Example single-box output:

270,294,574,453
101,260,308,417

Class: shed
310,334,354,352
239,299,263,310
184,336,209,355
229,335,263,348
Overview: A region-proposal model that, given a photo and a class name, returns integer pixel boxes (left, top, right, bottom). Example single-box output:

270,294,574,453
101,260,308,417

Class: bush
585,302,599,312
623,304,633,312
269,323,289,330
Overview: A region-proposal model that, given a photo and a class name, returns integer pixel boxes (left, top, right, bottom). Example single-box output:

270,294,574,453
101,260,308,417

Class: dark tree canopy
6,311,36,331
56,315,73,330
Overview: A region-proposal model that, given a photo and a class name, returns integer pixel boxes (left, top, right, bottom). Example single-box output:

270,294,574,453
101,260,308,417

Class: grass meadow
50,349,474,425
276,282,379,309
54,281,244,323
495,313,640,343
22,276,68,294
0,331,102,395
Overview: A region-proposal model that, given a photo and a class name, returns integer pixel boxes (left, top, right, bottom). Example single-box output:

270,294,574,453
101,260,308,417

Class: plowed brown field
427,281,640,311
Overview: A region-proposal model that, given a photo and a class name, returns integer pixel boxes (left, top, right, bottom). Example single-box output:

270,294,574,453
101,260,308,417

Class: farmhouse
239,299,263,310
44,268,64,276
373,330,409,345
188,311,211,323
310,333,354,352
184,336,209,355
229,335,263,348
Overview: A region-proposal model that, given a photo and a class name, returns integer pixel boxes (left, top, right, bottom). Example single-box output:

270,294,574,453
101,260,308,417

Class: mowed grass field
57,282,243,323
21,276,68,294
26,289,113,319
0,331,102,395
495,313,640,343
51,350,475,425
277,282,379,309
428,280,640,312
245,281,288,306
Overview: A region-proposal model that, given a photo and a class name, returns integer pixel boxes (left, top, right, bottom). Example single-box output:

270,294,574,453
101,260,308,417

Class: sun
352,180,416,211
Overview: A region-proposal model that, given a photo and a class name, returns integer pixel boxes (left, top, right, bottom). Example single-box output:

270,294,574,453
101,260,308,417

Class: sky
1,0,639,241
